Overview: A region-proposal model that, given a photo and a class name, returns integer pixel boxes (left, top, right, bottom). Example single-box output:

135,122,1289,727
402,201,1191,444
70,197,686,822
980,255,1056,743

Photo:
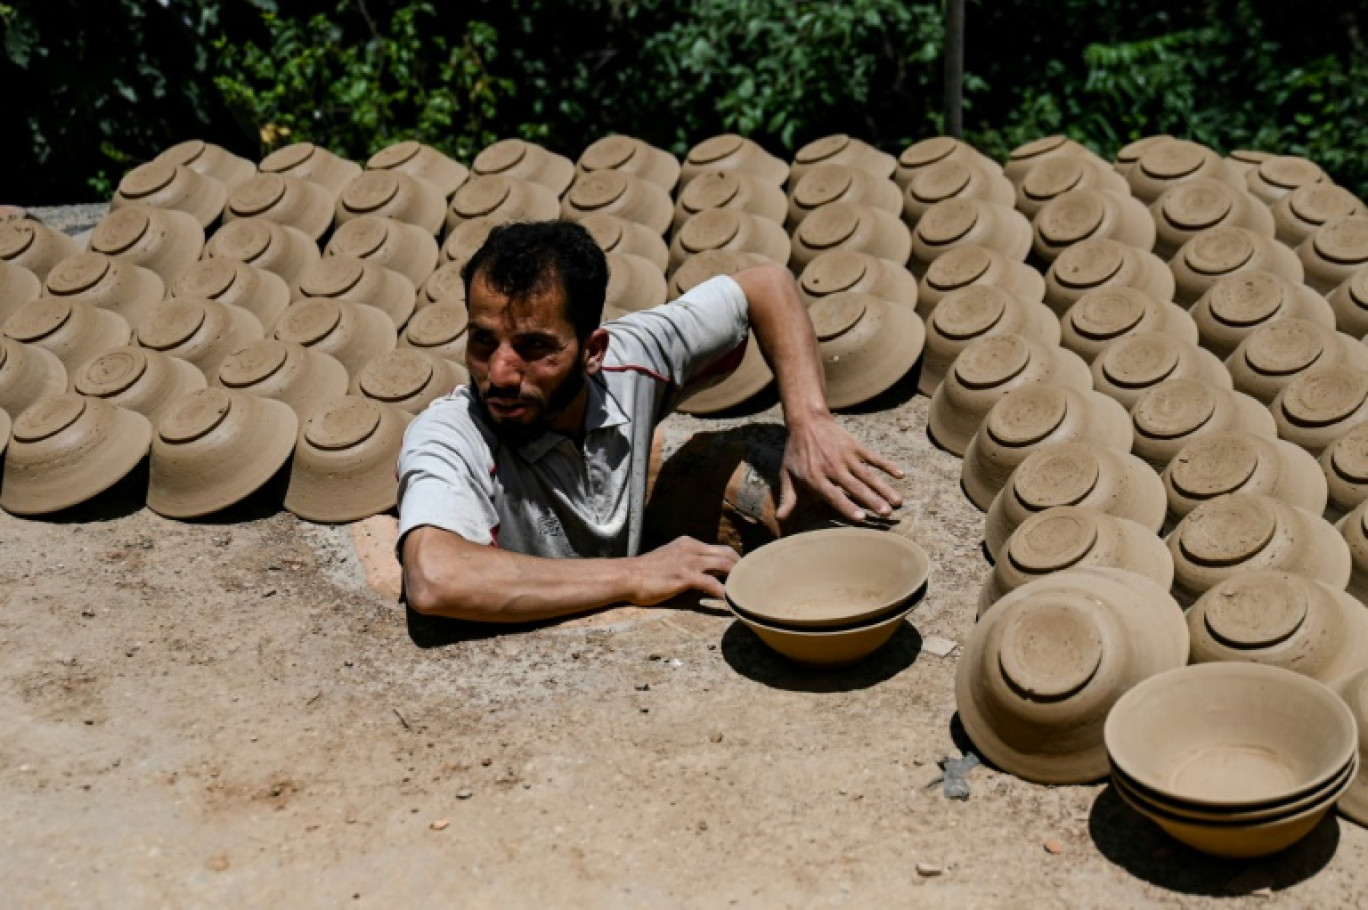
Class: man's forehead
468,273,574,334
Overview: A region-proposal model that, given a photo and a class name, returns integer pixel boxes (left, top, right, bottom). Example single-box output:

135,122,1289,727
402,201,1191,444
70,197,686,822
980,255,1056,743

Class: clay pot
292,256,416,331
1015,154,1130,218
260,142,361,196
1187,571,1368,683
1321,422,1368,518
668,209,790,272
1171,227,1305,305
909,199,1031,275
1002,136,1103,187
668,250,768,299
112,161,226,227
3,297,132,373
790,134,896,185
1061,287,1198,363
1191,270,1336,358
582,214,671,274
1125,140,1241,204
984,442,1166,559
335,170,444,236
917,245,1045,317
443,175,561,236
1330,669,1368,827
1149,178,1276,260
1130,379,1274,469
1272,183,1365,247
1167,493,1350,604
1298,216,1368,295
1044,238,1174,315
1163,430,1327,523
577,135,680,192
272,297,396,376
89,205,204,283
788,164,901,229
0,220,81,282
284,394,413,523
351,348,467,415
42,251,165,329
894,136,1002,190
791,202,911,272
367,141,469,197
679,135,788,188
136,297,265,379
921,285,1060,395
1246,156,1327,205
928,333,1091,456
1225,148,1276,177
224,173,334,242
672,170,787,231
676,335,771,415
215,338,349,420
605,252,668,317
902,159,1015,226
439,216,498,270
400,302,468,363
155,140,256,191
0,394,151,516
797,249,919,311
0,261,40,327
1090,332,1232,410
0,337,66,417
1270,366,1368,455
471,139,575,196
1112,135,1174,177
810,292,925,410
957,567,1188,784
73,346,206,423
1032,190,1155,263
325,216,438,288
1227,318,1368,404
147,387,298,518
978,508,1173,613
170,258,291,328
562,171,674,236
205,218,320,286
417,261,466,310
963,385,1132,510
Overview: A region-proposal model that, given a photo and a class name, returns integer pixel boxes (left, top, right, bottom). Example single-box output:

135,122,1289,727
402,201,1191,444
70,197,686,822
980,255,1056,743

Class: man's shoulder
402,386,496,462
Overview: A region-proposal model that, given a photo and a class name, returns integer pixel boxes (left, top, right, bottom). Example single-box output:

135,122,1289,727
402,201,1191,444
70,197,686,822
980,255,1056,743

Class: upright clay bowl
1163,430,1327,522
810,292,925,410
917,244,1046,317
73,345,207,423
284,395,414,522
1331,668,1368,826
1060,287,1198,364
920,284,1060,395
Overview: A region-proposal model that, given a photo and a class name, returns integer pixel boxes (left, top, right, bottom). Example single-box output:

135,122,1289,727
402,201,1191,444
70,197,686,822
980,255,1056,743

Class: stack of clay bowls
1044,238,1173,314
1163,431,1327,524
920,285,1059,395
1190,271,1335,358
723,528,929,668
1090,332,1231,410
916,244,1046,316
1060,287,1197,363
1105,663,1358,858
1149,178,1275,260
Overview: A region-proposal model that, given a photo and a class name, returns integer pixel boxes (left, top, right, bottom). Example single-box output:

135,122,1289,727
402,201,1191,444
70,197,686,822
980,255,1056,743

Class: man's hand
777,414,905,523
629,536,740,604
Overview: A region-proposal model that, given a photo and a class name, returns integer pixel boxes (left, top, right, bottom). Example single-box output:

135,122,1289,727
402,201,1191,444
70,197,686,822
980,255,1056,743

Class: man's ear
581,327,610,376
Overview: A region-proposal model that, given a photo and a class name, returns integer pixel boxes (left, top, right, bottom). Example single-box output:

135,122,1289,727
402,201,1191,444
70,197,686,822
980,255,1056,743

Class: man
398,220,904,623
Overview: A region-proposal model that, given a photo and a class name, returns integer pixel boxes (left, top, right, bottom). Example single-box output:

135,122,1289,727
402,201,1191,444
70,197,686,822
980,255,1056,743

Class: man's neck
547,385,591,443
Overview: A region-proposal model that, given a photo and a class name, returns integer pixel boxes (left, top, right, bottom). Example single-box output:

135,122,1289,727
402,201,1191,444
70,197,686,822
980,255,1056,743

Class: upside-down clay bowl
351,348,467,414
679,134,789,188
1246,156,1327,206
1044,238,1174,315
259,142,361,196
367,140,469,198
1091,332,1232,411
1060,287,1198,364
605,252,668,316
223,173,334,242
443,174,560,236
284,394,414,523
797,249,919,311
668,209,790,272
902,158,1015,226
325,215,439,288
1112,135,1175,177
583,213,671,274
73,345,206,423
271,297,397,376
1002,136,1102,187
1298,216,1368,295
1163,430,1327,523
1272,183,1365,248
1149,178,1275,261
1337,498,1368,604
895,136,1002,190
0,220,82,282
0,260,42,325
1171,227,1304,306
135,296,265,380
42,251,165,329
1125,140,1241,204
675,331,772,415
155,139,256,191
1330,668,1368,827
1191,270,1335,359
917,244,1045,317
0,337,66,418
577,134,680,193
471,138,576,196
789,134,896,184
292,255,416,331
1226,318,1368,404
111,160,226,228
1129,379,1274,469
909,199,1031,275
3,296,132,374
809,292,924,410
215,338,350,420
89,204,204,283
1031,189,1155,263
791,202,911,272
400,301,469,363
440,216,499,270
673,169,787,233
205,217,321,286
561,170,674,236
1015,153,1130,218
920,284,1060,396
1270,366,1368,455
1321,422,1368,518
335,170,445,236
788,163,901,229
1328,267,1368,339
170,258,291,328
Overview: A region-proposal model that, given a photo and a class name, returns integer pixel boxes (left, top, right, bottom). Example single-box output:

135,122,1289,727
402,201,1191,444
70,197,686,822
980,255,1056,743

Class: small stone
635,683,650,691
710,732,724,743
639,707,650,714
139,539,154,550
83,719,94,726
481,758,492,767
916,862,943,877
430,819,450,831
649,653,662,661
1043,839,1063,855
922,635,958,657
211,535,231,547
206,855,230,872
261,588,277,598
456,788,474,800
571,651,581,660
696,820,708,832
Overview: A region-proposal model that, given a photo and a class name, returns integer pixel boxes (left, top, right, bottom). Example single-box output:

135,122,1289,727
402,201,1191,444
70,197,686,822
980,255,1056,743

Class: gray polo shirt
395,275,751,558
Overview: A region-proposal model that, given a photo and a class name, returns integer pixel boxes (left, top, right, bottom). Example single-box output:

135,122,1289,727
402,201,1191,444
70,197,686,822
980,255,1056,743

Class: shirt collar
511,374,631,463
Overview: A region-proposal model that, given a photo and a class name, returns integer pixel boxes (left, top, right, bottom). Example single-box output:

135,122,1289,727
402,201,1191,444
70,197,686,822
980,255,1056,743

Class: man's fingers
849,461,903,512
832,470,894,518
857,446,905,481
695,573,727,600
775,469,797,521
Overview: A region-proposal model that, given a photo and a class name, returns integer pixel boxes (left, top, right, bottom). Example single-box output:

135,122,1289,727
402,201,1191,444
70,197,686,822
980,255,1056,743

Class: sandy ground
3,207,1367,908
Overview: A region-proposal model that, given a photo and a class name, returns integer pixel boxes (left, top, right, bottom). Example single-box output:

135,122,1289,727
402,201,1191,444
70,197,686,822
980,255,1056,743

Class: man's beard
478,368,588,446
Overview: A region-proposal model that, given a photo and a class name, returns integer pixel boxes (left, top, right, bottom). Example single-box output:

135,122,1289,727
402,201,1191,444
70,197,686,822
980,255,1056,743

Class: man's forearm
731,263,831,427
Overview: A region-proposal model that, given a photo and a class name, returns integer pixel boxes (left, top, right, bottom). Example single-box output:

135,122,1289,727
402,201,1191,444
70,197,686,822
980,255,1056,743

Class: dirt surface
3,207,1367,908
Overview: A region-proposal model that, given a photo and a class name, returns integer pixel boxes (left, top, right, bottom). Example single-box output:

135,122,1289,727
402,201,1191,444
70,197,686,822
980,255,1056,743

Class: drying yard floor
3,207,1368,908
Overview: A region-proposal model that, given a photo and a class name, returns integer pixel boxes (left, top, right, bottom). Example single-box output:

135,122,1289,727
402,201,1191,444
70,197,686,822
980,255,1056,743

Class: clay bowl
727,600,917,669
1321,422,1368,518
1225,148,1276,177
284,394,413,523
675,330,772,415
0,394,152,516
292,256,416,331
111,160,226,227
155,140,256,191
668,209,790,273
205,217,320,286
1330,268,1368,339
962,385,1132,510
672,169,788,232
73,346,206,423
797,249,919,311
577,135,680,193
136,297,264,380
400,302,469,363
605,252,668,316
895,136,1002,190
561,171,673,236
259,142,361,196
215,338,349,420
1247,156,1327,206
418,261,466,310
957,567,1189,784
1270,366,1368,455
471,139,576,196
1167,492,1350,605
920,284,1060,395
1061,287,1198,364
1272,183,1365,248
788,164,901,230
1299,216,1368,295
89,205,203,283
1164,430,1327,524
679,134,788,188
978,508,1173,615
917,245,1046,317
42,251,165,329
0,337,66,417
810,292,925,410
0,261,41,328
928,333,1091,456
1130,379,1274,469
1331,668,1368,827
444,175,560,236
1125,140,1241,204
335,170,444,236
1015,154,1130,218
984,442,1166,560
0,220,82,282
909,199,1031,275
351,348,467,415
792,202,912,272
1149,177,1276,261
272,297,396,376
147,387,298,519
1338,497,1368,602
224,173,334,242
1191,270,1336,358
367,140,469,197
582,214,671,273
1044,238,1174,315
790,134,896,184
170,258,291,328
1186,571,1368,683
1002,136,1102,187
668,250,768,299
902,159,1015,226
1171,226,1305,306
1112,135,1175,177
439,216,498,270
3,297,132,373
1090,332,1232,410
1032,189,1155,263
325,216,439,288
1227,318,1368,404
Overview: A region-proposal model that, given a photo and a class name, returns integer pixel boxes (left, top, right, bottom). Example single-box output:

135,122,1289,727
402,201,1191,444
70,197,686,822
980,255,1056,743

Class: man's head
460,221,610,442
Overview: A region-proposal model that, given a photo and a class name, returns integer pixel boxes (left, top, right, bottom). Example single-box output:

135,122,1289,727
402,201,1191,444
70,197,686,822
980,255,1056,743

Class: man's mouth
486,399,532,419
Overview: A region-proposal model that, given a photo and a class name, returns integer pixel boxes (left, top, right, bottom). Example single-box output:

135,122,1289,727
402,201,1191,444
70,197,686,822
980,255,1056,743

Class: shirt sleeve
602,274,750,386
395,398,500,555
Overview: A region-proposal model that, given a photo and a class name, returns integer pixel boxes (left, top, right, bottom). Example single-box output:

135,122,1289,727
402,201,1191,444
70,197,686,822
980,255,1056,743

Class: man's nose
487,344,523,387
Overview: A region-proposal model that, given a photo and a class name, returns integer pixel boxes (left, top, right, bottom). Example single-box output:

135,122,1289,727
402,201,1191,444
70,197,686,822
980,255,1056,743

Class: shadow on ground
720,619,921,692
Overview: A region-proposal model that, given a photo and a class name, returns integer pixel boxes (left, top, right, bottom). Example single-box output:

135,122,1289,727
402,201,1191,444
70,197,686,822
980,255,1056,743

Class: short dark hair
461,220,608,340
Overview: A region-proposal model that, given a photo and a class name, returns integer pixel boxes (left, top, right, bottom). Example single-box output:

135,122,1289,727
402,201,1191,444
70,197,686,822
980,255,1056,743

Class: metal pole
944,0,965,138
